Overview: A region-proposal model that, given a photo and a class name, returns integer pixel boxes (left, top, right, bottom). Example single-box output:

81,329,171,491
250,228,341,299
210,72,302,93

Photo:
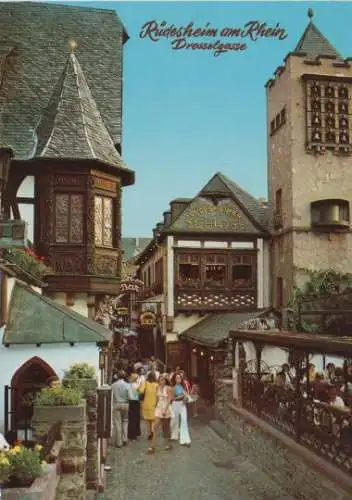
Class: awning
3,281,112,345
179,309,274,348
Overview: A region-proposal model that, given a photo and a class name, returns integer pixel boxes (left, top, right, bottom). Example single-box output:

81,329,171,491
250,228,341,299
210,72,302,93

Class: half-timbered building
135,172,274,370
0,2,133,437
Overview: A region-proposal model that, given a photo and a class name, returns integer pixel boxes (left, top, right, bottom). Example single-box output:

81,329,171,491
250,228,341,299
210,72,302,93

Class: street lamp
0,147,13,219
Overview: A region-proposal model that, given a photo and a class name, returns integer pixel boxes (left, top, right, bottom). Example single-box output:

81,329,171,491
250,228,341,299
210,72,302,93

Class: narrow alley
100,414,295,500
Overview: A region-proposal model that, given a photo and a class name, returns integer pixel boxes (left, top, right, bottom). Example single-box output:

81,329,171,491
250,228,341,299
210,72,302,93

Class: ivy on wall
287,267,352,333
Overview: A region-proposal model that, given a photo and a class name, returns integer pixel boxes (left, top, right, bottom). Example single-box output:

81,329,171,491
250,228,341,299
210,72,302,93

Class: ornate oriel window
95,196,113,247
55,193,84,244
232,254,254,288
306,79,351,154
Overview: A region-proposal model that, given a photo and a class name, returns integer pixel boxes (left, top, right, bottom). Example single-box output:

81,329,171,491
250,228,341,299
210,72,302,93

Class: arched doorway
10,356,57,437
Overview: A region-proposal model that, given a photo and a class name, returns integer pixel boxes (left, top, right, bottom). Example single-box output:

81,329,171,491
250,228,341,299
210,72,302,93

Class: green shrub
34,386,82,406
8,445,43,484
63,362,96,380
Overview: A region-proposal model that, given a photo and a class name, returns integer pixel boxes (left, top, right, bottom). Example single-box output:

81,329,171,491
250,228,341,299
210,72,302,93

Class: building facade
0,2,132,447
269,10,352,308
135,172,271,364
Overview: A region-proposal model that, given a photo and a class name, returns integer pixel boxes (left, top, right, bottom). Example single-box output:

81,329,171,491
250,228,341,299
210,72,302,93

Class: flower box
1,463,58,500
32,402,86,427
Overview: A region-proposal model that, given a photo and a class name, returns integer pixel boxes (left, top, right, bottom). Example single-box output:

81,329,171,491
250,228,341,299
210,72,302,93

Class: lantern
99,349,105,370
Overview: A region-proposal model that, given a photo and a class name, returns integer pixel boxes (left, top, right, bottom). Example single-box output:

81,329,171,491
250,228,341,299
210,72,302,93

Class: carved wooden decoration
34,168,122,295
54,253,85,274
95,255,117,276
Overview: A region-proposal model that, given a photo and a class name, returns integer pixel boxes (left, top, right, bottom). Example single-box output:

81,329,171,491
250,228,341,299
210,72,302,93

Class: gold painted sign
184,203,245,231
139,311,157,328
93,177,116,192
117,307,129,316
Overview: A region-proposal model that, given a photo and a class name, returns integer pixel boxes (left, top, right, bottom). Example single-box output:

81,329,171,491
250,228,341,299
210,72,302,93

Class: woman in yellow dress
139,371,159,440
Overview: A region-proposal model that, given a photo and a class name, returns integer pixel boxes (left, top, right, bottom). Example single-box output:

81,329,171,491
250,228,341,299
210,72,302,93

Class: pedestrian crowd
111,358,199,454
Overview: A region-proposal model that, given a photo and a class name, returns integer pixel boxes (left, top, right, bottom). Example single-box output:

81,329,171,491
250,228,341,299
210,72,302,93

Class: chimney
170,198,190,221
163,211,172,226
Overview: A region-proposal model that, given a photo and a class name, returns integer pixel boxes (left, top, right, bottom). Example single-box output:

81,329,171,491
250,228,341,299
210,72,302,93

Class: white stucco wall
0,339,101,433
52,292,89,317
166,236,174,317
263,240,270,308
17,176,35,243
7,277,42,308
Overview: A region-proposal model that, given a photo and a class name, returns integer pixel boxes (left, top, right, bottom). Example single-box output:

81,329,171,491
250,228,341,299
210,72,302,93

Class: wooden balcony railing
139,281,163,300
175,286,256,311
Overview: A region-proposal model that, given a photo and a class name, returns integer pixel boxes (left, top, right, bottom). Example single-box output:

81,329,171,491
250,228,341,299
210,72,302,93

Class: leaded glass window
55,193,83,243
95,195,113,247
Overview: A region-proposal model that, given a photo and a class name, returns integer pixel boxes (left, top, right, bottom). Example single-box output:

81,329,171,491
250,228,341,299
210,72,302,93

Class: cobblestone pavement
98,413,296,500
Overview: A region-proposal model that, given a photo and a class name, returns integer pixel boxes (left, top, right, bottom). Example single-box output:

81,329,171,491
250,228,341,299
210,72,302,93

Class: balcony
311,199,350,232
175,284,256,312
273,211,283,230
139,280,163,300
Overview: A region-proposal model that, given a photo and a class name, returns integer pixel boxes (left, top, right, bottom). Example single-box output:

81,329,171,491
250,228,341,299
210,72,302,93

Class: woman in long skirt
170,373,191,446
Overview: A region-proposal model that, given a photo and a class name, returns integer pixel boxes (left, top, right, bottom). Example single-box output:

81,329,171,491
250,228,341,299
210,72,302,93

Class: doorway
10,356,57,437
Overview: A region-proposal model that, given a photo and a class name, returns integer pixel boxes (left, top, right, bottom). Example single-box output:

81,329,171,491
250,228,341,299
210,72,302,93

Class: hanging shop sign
120,278,144,294
139,310,157,328
116,307,129,316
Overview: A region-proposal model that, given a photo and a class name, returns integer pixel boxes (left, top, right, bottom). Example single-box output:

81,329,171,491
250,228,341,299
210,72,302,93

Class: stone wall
33,402,87,500
216,403,351,500
86,391,99,490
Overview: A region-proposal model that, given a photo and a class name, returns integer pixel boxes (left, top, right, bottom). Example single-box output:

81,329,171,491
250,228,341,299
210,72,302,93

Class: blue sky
47,1,352,236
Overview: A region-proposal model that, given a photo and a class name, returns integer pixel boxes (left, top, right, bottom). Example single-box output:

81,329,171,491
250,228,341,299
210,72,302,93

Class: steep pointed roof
294,10,342,60
35,50,128,171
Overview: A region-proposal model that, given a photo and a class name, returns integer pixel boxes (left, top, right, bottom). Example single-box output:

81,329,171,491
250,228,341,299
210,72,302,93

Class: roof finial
308,8,314,20
68,39,77,52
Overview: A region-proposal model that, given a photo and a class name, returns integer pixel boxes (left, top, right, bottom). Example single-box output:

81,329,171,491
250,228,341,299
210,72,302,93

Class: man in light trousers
111,370,133,448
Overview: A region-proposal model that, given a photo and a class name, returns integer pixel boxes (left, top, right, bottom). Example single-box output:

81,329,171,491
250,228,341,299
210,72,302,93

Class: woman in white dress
149,375,173,454
171,373,191,447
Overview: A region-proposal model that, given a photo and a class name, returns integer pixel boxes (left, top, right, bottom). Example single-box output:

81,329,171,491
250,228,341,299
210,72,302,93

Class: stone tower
268,9,352,308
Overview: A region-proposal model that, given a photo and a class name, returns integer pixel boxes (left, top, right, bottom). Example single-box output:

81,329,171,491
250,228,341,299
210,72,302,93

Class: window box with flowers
62,362,98,398
3,245,51,280
0,442,58,499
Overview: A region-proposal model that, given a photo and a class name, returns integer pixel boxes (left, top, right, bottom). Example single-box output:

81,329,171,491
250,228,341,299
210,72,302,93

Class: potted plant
62,362,98,397
0,450,12,487
6,444,44,487
32,386,85,430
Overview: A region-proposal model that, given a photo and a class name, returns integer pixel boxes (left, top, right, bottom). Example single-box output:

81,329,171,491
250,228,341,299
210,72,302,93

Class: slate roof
166,172,268,234
35,51,128,171
121,237,152,261
208,173,268,230
294,19,342,60
0,2,126,159
3,281,111,345
179,309,272,348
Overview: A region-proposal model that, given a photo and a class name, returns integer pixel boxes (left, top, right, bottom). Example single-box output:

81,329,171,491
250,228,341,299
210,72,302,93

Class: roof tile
35,52,127,170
